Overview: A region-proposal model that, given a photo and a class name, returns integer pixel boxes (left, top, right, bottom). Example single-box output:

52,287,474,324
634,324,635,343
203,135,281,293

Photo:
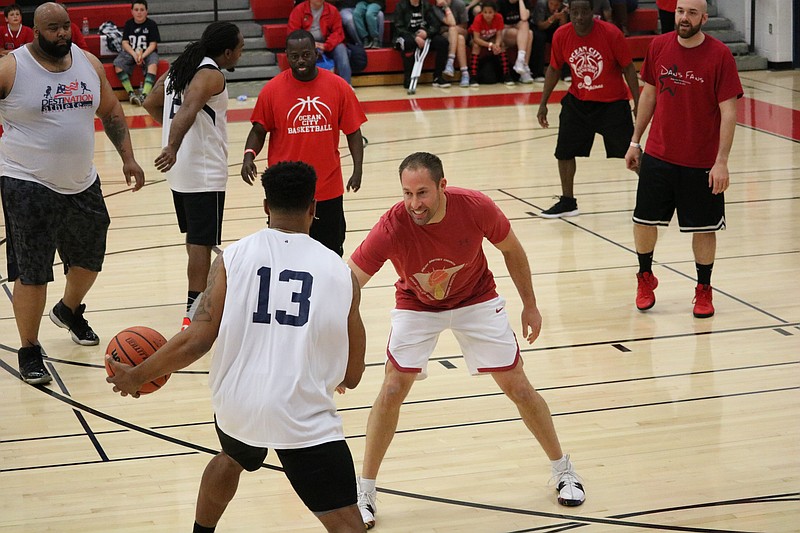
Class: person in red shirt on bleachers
0,4,34,56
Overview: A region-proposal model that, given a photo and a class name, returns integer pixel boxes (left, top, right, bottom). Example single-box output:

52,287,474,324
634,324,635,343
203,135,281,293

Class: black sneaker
539,196,580,218
18,345,52,385
432,77,451,88
49,299,100,346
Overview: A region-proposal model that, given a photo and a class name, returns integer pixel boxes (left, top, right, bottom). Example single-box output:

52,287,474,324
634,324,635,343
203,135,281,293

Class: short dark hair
132,0,148,9
261,161,317,213
286,29,315,48
3,4,21,17
481,0,498,11
398,152,445,184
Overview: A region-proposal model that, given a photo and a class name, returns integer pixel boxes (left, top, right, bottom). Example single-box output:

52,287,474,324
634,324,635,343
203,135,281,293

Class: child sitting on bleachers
113,0,160,106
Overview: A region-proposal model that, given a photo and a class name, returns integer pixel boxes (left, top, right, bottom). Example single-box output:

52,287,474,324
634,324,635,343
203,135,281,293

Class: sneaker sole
558,496,585,506
636,300,656,311
538,209,580,219
49,308,100,346
22,373,53,385
693,310,715,318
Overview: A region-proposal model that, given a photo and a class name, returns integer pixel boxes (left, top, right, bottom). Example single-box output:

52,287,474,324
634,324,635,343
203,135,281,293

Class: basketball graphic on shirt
568,46,604,89
412,260,465,301
286,96,333,134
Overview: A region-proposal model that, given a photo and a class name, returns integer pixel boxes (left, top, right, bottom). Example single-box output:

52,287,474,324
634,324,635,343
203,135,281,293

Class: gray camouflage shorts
1,176,110,285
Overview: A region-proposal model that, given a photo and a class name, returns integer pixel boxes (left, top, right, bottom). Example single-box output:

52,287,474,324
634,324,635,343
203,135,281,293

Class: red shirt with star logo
351,187,511,312
640,33,743,168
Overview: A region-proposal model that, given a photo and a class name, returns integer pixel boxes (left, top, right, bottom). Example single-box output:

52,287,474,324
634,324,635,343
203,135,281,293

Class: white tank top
211,228,354,448
162,57,229,193
0,45,99,193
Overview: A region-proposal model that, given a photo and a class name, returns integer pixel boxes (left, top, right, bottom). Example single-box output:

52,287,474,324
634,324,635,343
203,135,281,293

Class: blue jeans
339,7,360,44
331,42,352,83
354,2,383,40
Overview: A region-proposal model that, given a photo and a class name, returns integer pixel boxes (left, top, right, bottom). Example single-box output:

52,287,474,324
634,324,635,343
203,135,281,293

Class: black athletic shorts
555,93,634,160
215,422,357,514
172,190,225,246
1,176,110,285
310,195,346,257
632,153,726,232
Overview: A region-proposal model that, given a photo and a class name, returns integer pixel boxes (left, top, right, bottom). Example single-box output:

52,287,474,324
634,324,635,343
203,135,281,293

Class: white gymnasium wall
714,0,794,63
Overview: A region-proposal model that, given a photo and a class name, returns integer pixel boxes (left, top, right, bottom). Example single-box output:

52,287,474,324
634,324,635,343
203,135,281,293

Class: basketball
105,326,169,394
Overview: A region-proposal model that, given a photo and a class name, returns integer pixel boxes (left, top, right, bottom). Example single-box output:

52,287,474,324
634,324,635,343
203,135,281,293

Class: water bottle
236,95,247,102
81,17,90,35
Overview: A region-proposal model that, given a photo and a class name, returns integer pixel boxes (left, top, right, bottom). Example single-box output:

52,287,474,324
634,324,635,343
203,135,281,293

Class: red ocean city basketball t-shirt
550,20,632,102
469,12,505,41
250,69,367,201
640,33,743,168
350,187,511,312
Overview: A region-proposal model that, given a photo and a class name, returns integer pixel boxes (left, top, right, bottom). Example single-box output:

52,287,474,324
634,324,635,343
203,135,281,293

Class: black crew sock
187,290,201,313
695,262,713,286
637,252,654,274
193,523,215,533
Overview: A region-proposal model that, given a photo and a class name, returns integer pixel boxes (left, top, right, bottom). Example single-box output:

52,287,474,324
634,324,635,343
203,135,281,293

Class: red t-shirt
350,187,511,312
640,33,743,168
656,0,677,11
469,13,505,41
550,20,632,102
250,69,367,201
0,25,33,51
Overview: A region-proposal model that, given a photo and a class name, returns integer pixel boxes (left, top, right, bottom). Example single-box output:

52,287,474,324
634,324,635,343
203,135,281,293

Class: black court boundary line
1,353,792,533
2,360,796,446
497,188,792,324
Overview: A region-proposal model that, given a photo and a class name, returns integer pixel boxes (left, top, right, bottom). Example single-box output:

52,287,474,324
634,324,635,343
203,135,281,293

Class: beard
677,20,702,39
38,33,71,58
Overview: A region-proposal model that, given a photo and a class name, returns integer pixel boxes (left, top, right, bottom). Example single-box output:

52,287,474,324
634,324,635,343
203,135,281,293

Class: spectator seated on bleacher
289,0,352,84
530,0,569,81
610,0,638,36
1,4,33,56
593,0,613,23
351,0,385,48
113,0,160,106
498,0,534,83
433,0,470,86
393,0,450,89
469,1,512,86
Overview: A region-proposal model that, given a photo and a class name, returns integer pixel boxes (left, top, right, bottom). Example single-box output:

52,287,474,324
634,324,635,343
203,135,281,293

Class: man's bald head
676,0,707,14
33,2,69,29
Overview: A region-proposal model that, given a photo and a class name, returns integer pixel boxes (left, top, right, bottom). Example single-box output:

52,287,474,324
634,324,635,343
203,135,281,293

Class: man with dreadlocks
143,21,244,332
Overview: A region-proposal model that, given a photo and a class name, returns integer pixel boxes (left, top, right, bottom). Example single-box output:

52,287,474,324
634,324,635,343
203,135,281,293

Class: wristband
629,142,641,149
244,148,257,158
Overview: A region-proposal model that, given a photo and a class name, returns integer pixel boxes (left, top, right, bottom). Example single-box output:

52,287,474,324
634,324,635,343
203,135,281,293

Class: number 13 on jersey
252,267,313,327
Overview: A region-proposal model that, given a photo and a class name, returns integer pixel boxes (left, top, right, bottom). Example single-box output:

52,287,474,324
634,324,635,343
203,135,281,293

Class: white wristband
629,142,642,149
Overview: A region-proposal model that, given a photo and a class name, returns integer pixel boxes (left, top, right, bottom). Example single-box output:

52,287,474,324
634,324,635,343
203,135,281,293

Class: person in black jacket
393,0,450,89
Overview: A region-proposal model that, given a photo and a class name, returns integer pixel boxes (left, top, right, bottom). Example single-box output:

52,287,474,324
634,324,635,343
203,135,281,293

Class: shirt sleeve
549,26,564,69
149,19,161,42
610,24,632,67
250,82,274,130
350,216,392,276
478,194,511,244
715,46,744,103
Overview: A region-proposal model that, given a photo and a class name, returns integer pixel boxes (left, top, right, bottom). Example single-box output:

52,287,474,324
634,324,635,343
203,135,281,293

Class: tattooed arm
107,255,228,397
87,51,145,191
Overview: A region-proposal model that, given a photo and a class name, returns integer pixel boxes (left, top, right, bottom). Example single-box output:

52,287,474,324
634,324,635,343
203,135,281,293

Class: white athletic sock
551,455,570,472
516,50,526,63
359,478,377,492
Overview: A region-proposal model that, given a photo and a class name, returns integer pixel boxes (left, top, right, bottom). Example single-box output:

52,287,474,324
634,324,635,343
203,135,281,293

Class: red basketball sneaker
635,272,658,311
693,284,715,318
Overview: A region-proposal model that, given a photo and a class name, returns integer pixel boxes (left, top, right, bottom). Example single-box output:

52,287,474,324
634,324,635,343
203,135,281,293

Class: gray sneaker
129,92,142,106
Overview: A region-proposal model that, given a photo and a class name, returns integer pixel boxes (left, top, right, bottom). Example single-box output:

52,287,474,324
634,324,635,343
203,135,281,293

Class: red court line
100,92,800,143
736,96,800,142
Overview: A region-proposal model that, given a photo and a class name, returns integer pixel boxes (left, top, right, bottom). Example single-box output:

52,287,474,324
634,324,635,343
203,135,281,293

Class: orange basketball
105,326,169,394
